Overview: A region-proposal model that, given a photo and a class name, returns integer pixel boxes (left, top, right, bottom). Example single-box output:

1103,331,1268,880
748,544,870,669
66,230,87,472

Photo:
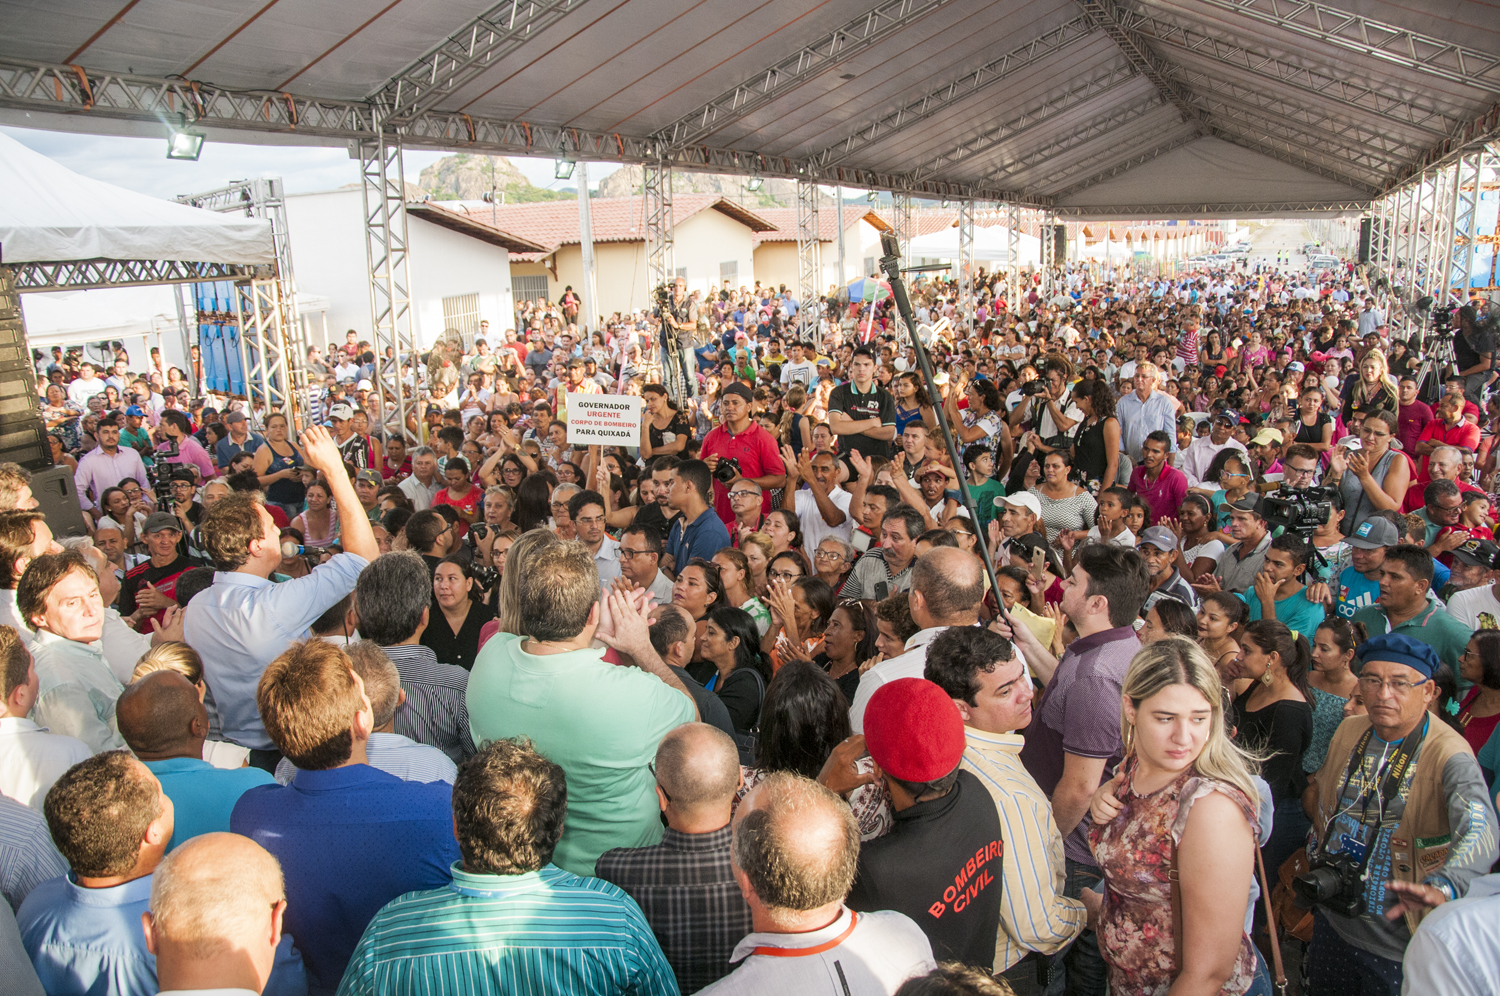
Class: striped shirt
382,644,476,764
0,794,67,912
961,728,1087,971
336,863,679,996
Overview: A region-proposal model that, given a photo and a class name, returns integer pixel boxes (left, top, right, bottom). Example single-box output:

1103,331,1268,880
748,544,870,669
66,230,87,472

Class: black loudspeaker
31,466,88,539
1053,224,1068,261
1359,218,1373,264
0,267,49,471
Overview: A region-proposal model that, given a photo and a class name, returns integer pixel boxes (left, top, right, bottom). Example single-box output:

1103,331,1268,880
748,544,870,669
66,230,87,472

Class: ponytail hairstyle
1243,619,1312,699
1314,618,1366,672
778,383,809,443
1121,636,1262,804
1201,590,1248,642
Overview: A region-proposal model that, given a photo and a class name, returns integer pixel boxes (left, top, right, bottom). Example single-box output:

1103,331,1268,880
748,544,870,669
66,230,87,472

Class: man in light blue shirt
1115,362,1178,462
116,670,276,851
0,793,66,913
17,750,306,996
184,426,379,769
1397,873,1500,994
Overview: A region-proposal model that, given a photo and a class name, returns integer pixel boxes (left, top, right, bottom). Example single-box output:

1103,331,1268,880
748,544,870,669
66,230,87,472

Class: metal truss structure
8,258,259,292
1006,203,1021,308
1366,142,1499,336
357,136,418,440
795,180,820,337
176,178,307,424
891,192,914,257
642,159,687,403
957,199,975,336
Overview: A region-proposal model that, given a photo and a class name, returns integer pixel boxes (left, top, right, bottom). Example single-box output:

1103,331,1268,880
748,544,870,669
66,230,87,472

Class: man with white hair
144,832,291,996
398,446,442,511
1400,444,1483,513
1115,361,1178,463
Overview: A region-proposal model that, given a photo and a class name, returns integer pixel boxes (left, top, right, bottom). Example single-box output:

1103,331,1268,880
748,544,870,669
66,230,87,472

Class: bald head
731,772,859,914
117,670,207,758
654,723,740,812
910,547,985,624
146,832,286,991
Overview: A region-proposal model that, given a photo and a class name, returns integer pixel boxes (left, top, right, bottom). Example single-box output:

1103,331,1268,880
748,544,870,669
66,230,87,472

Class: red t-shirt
1415,419,1480,481
700,422,786,525
432,484,479,538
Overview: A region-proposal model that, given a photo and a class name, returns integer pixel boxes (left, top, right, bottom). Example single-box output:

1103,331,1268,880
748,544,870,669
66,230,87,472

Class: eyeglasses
813,550,848,562
574,515,606,526
728,490,759,500
769,570,802,581
647,761,671,802
1357,675,1429,695
550,501,571,511
619,547,654,560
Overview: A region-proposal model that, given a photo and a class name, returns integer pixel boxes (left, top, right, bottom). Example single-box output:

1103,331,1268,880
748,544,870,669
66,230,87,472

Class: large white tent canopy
0,1,1494,216
0,131,273,265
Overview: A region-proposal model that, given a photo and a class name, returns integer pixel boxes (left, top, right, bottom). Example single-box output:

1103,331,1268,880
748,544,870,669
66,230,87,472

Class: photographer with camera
1302,633,1496,996
661,278,700,400
1004,354,1081,458
700,382,785,527
1453,300,1498,404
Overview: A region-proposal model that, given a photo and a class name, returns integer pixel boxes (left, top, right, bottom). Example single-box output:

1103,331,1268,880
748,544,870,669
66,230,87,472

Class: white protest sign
565,392,644,446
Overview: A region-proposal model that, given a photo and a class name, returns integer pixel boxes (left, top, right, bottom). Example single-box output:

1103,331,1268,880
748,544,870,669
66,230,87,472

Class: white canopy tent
907,224,1041,265
0,131,273,265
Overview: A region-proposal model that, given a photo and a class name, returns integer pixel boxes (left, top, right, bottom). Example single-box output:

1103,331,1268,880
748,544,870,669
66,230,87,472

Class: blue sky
1,124,620,201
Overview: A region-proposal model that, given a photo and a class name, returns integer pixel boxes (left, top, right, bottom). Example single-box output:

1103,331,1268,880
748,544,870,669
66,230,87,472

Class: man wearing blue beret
1304,632,1498,996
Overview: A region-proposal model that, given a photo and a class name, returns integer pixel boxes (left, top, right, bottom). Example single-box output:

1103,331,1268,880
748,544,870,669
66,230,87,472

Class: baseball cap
1452,537,1499,568
1226,493,1266,517
567,357,585,368
125,405,145,417
1215,408,1243,424
997,492,1042,517
1286,361,1305,372
357,379,373,391
142,511,181,534
224,410,246,424
355,469,383,485
721,382,754,402
862,678,965,782
1356,633,1439,680
1137,526,1178,552
1347,517,1399,549
1250,427,1283,447
425,404,442,416
328,403,355,421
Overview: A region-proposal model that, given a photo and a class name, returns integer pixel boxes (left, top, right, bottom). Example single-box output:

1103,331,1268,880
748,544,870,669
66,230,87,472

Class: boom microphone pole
876,230,1003,605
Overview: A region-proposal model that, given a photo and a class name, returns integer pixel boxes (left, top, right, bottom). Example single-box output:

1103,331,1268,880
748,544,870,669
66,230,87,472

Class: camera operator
700,383,785,527
1004,354,1080,456
1303,633,1496,996
1452,300,1497,404
662,277,700,399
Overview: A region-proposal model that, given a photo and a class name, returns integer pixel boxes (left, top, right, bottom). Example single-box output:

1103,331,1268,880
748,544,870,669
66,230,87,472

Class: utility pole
577,161,598,337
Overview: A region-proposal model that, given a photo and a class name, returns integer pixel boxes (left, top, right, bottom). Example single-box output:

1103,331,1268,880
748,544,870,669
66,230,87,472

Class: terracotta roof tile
749,206,891,246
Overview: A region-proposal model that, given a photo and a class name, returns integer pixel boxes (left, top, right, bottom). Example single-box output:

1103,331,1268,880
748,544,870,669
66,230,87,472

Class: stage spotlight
554,158,576,181
746,175,764,192
166,126,205,161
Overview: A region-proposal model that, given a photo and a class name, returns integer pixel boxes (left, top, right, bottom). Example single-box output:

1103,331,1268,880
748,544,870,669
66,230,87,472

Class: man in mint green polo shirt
466,542,697,876
1352,543,1474,694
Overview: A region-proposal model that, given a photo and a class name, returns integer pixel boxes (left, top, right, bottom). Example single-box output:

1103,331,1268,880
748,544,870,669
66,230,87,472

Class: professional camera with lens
1019,379,1048,398
713,457,741,484
150,440,180,508
652,283,671,314
1262,484,1334,538
1430,302,1456,336
1293,849,1367,918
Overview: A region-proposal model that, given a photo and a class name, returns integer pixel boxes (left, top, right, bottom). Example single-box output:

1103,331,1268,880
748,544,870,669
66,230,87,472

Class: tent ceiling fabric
0,132,274,264
0,0,1497,215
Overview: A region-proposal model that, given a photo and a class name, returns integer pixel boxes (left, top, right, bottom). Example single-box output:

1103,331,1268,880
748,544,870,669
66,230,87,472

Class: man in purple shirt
1009,543,1151,996
1397,375,1434,454
73,415,149,513
1128,430,1187,526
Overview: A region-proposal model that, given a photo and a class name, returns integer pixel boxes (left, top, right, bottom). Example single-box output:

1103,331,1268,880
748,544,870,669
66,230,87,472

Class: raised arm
302,426,378,562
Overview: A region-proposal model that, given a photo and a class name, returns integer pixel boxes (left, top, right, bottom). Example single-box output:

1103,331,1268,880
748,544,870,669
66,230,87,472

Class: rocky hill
417,154,574,202
598,164,822,208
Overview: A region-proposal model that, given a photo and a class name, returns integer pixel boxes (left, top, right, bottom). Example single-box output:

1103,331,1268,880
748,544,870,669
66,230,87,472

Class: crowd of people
4,251,1500,996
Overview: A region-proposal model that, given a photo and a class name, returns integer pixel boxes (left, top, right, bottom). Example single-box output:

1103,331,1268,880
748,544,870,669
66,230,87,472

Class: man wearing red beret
846,677,1005,969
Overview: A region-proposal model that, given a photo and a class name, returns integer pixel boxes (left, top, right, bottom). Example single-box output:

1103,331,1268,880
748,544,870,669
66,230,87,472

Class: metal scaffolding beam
1120,5,1464,140
796,179,821,337
979,94,1171,184
357,134,418,441
8,259,259,292
654,0,956,150
957,199,975,337
370,0,585,123
808,14,1095,170
1194,0,1500,92
891,191,914,257
1447,145,1498,296
176,177,309,424
1006,203,1020,309
1043,129,1200,197
643,158,685,402
907,62,1143,183
1039,209,1057,295
1075,0,1210,135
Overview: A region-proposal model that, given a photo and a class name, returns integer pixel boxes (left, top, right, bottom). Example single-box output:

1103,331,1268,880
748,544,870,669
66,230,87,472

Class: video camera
1262,484,1334,537
151,440,180,509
